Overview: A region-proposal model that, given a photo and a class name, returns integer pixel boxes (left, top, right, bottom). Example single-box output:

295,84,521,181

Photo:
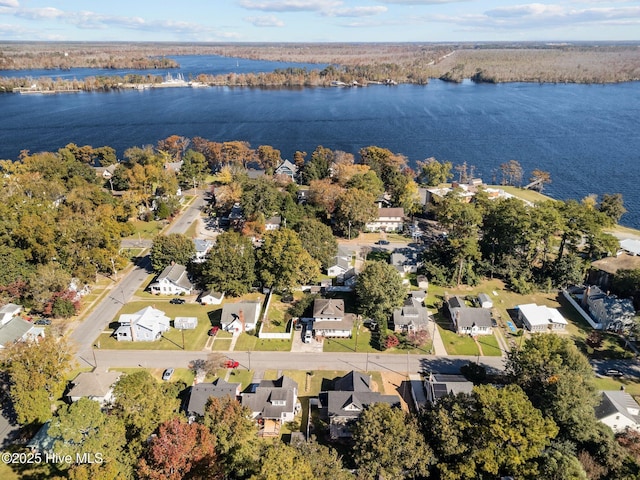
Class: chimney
239,309,245,333
582,286,590,307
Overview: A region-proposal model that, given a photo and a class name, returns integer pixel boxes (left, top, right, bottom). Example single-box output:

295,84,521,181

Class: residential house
595,390,640,433
619,239,640,256
220,300,261,334
67,371,122,406
198,290,225,305
478,293,493,309
242,376,299,436
390,248,421,276
274,159,298,182
114,306,170,342
174,316,198,330
318,371,400,439
375,193,392,208
312,299,354,338
365,207,404,233
149,263,194,296
327,256,350,278
425,373,474,405
0,304,45,348
93,163,117,180
265,215,282,231
193,239,213,264
583,285,636,332
409,290,427,304
392,297,430,333
517,303,568,333
185,379,241,418
446,296,493,336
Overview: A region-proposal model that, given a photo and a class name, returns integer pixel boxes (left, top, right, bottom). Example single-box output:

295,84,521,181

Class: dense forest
1,42,639,92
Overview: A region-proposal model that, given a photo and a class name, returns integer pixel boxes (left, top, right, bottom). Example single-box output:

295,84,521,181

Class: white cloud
237,0,341,12
0,0,19,8
244,15,285,26
378,0,468,4
325,6,388,17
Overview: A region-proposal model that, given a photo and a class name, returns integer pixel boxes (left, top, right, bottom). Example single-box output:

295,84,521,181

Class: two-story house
149,263,194,296
312,299,354,338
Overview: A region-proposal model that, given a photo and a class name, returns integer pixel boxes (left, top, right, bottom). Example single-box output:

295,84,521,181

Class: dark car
376,240,390,245
208,326,219,336
34,318,51,326
170,298,185,304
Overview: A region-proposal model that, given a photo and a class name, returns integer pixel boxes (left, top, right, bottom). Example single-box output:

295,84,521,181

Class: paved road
71,192,206,366
94,349,507,375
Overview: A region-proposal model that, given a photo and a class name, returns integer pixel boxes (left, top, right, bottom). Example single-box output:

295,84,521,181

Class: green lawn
593,377,640,398
476,334,503,357
261,292,301,333
122,219,164,239
232,333,292,352
438,326,480,356
211,339,232,351
489,185,552,204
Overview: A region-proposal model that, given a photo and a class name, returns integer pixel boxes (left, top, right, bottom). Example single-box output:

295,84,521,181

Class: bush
385,334,399,350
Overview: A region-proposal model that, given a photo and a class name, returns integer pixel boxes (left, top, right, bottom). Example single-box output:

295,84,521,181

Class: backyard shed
478,293,493,309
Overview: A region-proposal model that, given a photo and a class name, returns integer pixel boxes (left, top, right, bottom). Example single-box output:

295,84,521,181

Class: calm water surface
0,68,638,227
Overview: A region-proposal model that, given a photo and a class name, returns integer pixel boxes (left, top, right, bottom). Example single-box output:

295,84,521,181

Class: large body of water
1,55,639,228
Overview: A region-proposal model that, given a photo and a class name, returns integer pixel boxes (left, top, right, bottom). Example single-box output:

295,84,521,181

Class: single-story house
447,296,493,336
193,239,214,263
174,316,198,330
220,301,261,334
312,299,354,338
425,373,474,405
274,159,298,181
327,257,350,278
242,376,300,435
67,371,122,406
185,379,242,418
478,293,493,309
392,297,430,333
199,290,225,305
149,263,194,296
595,390,640,433
0,304,45,348
318,371,400,439
517,303,568,333
365,207,404,233
583,285,636,332
265,215,282,231
114,306,170,342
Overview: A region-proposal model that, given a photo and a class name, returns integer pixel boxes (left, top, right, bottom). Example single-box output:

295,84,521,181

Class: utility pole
348,220,351,240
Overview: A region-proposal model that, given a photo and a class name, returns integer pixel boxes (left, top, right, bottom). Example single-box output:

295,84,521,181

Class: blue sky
1,0,638,42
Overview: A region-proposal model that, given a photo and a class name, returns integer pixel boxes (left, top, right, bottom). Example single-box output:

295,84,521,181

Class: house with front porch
149,263,194,295
220,300,261,334
312,298,354,338
0,304,45,348
392,297,430,333
242,376,300,436
193,239,214,263
67,371,122,406
114,306,170,341
365,207,404,233
274,160,298,182
446,296,493,336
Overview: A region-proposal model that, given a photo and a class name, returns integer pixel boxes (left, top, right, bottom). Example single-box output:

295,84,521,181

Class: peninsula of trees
1,42,639,93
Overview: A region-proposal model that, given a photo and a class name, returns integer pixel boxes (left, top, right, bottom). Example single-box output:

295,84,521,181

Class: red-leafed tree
137,417,221,480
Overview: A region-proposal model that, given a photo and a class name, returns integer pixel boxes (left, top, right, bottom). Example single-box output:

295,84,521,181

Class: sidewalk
429,319,447,356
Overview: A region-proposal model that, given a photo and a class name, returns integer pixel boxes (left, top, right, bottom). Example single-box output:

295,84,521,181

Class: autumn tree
356,260,406,325
191,137,223,170
345,170,384,197
333,188,377,237
202,231,256,296
256,228,320,292
0,336,76,425
598,193,626,224
221,141,253,167
157,135,190,161
417,157,453,186
295,218,338,269
352,402,432,480
240,177,282,219
256,145,282,173
529,169,552,191
300,145,333,183
137,417,221,480
308,178,344,216
202,396,261,479
358,145,407,188
150,233,196,273
500,159,524,186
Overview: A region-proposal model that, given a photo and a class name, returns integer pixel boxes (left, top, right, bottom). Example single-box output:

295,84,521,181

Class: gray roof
393,298,430,329
447,296,466,310
329,256,350,272
186,379,241,416
313,299,345,319
0,317,36,347
333,371,372,392
595,390,640,424
456,308,492,330
427,374,474,403
241,376,298,419
221,301,260,328
156,263,194,290
193,239,213,254
246,168,266,179
275,159,298,176
67,371,122,399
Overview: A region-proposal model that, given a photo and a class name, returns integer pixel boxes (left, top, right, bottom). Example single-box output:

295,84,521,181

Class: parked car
224,360,239,369
162,368,174,381
170,298,185,304
304,330,313,343
376,239,390,245
208,326,219,336
605,369,624,377
34,318,51,326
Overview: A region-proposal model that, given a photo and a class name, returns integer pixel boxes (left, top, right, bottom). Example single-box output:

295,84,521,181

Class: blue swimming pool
506,320,517,333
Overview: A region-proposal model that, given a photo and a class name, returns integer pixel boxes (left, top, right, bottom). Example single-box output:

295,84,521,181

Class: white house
220,301,261,334
114,306,170,341
596,390,640,433
199,290,225,305
274,160,298,182
517,303,568,333
327,257,350,278
241,376,300,435
619,238,640,256
365,207,404,233
392,297,430,333
265,216,282,231
390,248,421,276
149,263,194,296
67,371,122,406
447,296,493,336
312,299,353,338
0,304,45,348
193,239,213,264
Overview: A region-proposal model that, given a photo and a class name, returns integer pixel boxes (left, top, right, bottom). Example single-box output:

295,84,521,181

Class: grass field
122,219,164,239
233,333,292,352
438,326,480,356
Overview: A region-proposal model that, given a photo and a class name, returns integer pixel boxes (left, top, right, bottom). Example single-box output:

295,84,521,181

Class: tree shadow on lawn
207,309,222,327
